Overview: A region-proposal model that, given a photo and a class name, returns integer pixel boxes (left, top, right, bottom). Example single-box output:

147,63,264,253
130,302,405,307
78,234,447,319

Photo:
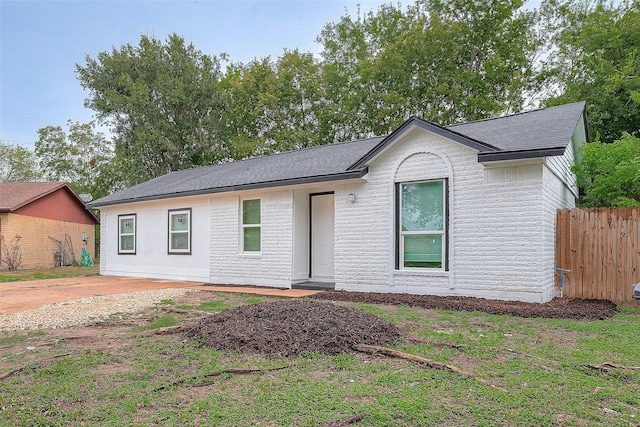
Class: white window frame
241,199,261,253
118,214,136,255
168,208,191,254
398,179,447,270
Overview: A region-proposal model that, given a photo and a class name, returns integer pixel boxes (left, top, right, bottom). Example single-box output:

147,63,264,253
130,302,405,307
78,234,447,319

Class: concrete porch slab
193,285,319,298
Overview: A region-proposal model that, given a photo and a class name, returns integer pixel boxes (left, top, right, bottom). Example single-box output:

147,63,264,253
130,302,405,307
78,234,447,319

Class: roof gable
0,182,99,224
348,116,501,170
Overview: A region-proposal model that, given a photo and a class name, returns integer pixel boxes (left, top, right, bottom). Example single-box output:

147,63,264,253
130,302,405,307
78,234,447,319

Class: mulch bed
311,290,618,320
186,299,401,357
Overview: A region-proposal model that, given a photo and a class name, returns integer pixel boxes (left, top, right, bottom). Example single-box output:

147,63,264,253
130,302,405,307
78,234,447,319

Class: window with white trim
168,208,191,254
118,214,136,254
399,180,446,269
242,199,261,252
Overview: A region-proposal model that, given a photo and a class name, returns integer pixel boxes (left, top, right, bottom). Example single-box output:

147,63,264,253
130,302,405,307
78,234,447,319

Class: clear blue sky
0,0,388,149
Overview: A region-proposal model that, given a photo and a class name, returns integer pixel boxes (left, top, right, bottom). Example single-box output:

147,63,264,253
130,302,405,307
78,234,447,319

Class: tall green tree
0,142,41,182
544,0,640,143
317,0,538,140
35,121,117,200
76,33,225,184
220,49,324,158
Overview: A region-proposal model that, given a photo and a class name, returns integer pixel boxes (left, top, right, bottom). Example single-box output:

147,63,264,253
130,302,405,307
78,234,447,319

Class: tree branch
353,344,506,392
586,362,640,372
0,353,71,381
154,365,291,391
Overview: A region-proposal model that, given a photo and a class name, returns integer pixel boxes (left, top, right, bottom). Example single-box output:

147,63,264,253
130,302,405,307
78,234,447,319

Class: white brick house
89,102,587,303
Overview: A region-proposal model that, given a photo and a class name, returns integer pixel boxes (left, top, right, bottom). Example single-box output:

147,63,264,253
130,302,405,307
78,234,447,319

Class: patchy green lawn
0,264,100,282
1,292,638,426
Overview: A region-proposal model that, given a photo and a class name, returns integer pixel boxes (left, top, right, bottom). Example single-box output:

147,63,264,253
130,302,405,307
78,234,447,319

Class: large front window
168,209,191,254
242,199,261,252
118,214,136,254
399,180,446,269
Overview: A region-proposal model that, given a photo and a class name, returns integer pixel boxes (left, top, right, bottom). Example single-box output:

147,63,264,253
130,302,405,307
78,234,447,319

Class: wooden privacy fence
556,207,639,305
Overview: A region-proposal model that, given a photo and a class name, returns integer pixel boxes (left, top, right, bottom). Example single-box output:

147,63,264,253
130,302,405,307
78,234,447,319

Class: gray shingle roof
448,101,585,152
89,137,384,207
89,102,586,208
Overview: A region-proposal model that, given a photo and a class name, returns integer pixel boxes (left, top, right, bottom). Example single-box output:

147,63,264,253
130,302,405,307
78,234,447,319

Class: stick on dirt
586,362,640,372
0,366,26,380
0,353,71,381
154,365,291,391
327,413,368,427
353,344,506,391
136,324,195,337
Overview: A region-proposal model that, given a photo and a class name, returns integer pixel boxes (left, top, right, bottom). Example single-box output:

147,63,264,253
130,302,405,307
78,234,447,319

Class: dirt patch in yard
310,291,618,320
186,299,401,357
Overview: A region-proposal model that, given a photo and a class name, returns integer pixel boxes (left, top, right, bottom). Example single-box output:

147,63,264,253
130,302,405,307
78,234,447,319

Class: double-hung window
242,199,261,252
168,208,191,254
399,180,446,269
118,214,136,254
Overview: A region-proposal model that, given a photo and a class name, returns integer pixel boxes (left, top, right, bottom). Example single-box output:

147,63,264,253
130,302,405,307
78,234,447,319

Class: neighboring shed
89,102,587,303
0,182,99,269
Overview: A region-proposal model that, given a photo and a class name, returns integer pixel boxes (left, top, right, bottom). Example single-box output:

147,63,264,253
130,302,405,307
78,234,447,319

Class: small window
168,209,191,254
242,199,261,252
118,214,136,254
399,180,446,269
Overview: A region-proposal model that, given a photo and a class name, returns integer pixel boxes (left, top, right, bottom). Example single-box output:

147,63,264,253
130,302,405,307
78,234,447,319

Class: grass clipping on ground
186,299,401,357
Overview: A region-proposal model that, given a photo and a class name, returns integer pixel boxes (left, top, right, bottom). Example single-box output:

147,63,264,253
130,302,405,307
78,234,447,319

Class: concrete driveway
0,276,318,314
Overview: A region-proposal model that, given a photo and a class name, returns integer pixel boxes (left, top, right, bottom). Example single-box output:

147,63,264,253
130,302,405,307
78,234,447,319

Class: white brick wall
335,127,576,302
336,129,459,294
209,189,294,287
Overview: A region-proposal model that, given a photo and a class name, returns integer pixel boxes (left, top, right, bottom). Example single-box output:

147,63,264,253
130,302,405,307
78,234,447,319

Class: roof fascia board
577,104,589,143
571,111,588,163
481,157,544,168
478,147,566,162
348,117,499,170
89,168,369,208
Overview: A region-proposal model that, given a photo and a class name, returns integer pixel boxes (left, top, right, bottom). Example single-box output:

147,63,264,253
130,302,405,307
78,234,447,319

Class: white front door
311,193,335,281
